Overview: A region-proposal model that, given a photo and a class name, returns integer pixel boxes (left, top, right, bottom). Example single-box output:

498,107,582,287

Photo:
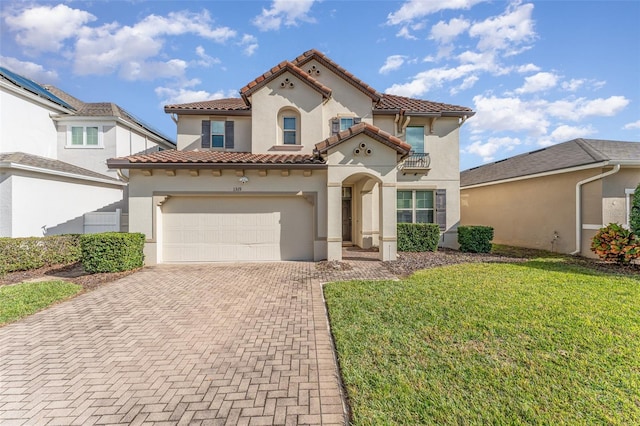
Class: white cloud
73,10,235,79
517,63,541,73
397,26,417,40
387,0,484,25
0,56,58,83
561,78,585,92
253,0,317,31
379,55,407,74
4,4,95,53
515,72,558,94
547,96,629,121
543,124,595,145
451,75,479,95
194,46,220,67
156,86,237,106
470,95,549,136
623,120,640,130
464,136,521,162
468,2,536,54
429,17,470,44
120,59,188,81
239,34,259,56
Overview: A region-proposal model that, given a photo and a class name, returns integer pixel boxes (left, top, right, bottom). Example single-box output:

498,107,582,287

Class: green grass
0,280,82,325
324,260,640,425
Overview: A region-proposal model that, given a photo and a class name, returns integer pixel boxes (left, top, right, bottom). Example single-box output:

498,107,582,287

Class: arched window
278,108,300,145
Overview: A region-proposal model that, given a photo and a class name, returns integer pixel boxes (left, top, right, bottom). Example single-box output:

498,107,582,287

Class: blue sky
1,0,638,170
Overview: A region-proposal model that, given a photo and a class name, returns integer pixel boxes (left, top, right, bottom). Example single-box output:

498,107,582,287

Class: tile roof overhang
314,123,412,156
239,61,332,105
164,98,251,115
292,49,381,102
107,151,327,170
374,94,475,117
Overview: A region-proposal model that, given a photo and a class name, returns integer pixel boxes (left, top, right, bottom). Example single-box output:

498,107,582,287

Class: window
211,121,225,148
406,126,424,154
67,125,102,147
283,117,296,144
626,188,636,229
397,190,434,223
340,117,354,131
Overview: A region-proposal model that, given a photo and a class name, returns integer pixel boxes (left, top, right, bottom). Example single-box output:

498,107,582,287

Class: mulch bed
0,263,139,291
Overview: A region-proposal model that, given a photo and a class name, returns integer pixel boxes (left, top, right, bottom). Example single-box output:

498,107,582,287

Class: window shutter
201,120,211,149
331,118,340,135
225,121,234,149
353,117,361,124
435,189,446,231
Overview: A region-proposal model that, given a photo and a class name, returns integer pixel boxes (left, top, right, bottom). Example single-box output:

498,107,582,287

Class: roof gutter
106,160,327,171
570,163,621,255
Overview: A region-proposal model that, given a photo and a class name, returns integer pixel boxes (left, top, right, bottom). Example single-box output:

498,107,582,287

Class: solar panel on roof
0,67,75,110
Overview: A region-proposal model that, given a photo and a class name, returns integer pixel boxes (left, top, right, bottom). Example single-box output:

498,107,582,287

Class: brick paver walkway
0,255,396,425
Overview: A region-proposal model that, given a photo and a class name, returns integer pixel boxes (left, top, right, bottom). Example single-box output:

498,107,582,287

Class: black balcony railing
401,152,431,173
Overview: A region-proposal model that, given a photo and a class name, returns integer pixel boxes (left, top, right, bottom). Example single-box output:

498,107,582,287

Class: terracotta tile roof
0,152,120,182
292,49,381,102
460,139,640,187
164,98,249,112
107,151,326,169
240,61,332,104
315,122,411,155
375,94,474,116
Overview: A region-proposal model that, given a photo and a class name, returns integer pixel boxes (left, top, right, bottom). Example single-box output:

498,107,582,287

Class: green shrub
80,233,145,273
458,226,494,253
630,183,640,235
0,235,81,275
397,223,440,252
591,223,640,264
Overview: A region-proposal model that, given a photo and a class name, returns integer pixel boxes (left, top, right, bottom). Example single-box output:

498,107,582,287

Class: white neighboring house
0,67,175,237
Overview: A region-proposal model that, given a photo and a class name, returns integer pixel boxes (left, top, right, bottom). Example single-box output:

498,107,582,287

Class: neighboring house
460,139,640,257
107,49,474,264
0,67,175,237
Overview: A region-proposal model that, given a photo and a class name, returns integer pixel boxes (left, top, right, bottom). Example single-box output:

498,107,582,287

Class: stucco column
379,183,397,261
326,182,343,261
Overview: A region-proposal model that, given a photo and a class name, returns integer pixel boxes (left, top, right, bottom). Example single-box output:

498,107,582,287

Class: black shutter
331,118,340,135
435,189,446,231
225,121,234,149
201,120,210,149
353,117,361,124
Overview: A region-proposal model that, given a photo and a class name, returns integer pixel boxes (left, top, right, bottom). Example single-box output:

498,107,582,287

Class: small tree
630,182,640,235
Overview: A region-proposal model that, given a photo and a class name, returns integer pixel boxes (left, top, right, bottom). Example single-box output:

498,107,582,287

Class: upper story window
283,117,297,144
340,118,354,131
277,108,300,145
331,116,361,135
201,120,234,150
406,126,424,154
67,125,103,148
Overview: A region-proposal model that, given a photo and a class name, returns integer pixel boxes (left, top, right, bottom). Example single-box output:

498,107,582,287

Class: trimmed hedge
80,233,145,273
397,223,440,252
0,235,82,275
458,226,494,253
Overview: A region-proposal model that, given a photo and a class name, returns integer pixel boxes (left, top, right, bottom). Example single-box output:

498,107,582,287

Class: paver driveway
0,259,395,425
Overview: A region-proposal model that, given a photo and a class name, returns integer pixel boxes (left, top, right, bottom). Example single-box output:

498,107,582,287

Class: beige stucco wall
127,167,328,264
461,167,639,256
175,115,251,152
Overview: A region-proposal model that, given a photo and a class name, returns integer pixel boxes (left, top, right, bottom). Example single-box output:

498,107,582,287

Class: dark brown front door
342,199,352,242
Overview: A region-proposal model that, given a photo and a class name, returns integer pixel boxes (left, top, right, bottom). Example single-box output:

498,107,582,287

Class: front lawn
0,280,82,326
324,259,640,425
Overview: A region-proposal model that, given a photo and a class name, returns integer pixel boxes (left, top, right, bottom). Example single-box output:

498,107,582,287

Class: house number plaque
233,187,242,192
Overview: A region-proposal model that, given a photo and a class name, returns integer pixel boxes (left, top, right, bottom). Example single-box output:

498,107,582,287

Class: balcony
400,152,431,175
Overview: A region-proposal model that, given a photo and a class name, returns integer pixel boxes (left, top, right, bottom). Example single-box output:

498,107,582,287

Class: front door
342,199,352,242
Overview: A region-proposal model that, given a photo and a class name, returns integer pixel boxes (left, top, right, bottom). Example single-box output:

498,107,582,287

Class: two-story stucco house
0,67,175,237
107,49,474,264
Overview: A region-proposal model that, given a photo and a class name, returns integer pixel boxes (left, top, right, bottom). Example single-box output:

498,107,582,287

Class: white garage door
162,196,313,262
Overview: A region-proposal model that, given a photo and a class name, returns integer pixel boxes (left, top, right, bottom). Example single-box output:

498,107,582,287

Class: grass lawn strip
0,280,83,325
325,259,640,425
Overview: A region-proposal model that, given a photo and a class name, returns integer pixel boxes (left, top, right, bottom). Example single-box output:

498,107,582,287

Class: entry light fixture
239,176,249,184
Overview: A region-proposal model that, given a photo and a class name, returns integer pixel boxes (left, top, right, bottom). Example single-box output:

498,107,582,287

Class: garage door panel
162,196,312,262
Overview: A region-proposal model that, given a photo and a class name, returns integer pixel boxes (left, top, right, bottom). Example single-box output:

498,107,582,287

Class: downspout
116,169,130,183
570,163,621,255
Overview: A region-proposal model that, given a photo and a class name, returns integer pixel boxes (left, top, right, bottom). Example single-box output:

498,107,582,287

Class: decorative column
326,181,343,260
378,182,397,261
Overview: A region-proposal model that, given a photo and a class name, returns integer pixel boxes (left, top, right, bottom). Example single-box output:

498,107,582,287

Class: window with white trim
397,190,434,223
406,126,424,153
67,125,102,148
283,117,296,144
277,108,300,145
211,120,225,148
